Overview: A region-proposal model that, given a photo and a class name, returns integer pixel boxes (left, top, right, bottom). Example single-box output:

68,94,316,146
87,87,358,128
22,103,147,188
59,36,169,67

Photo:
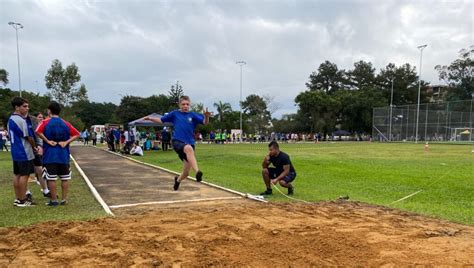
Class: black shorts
43,164,71,181
13,160,35,176
268,167,297,184
33,154,42,167
172,140,195,162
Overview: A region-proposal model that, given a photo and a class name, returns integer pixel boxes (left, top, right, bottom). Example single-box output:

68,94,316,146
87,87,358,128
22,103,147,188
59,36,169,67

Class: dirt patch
1,201,473,266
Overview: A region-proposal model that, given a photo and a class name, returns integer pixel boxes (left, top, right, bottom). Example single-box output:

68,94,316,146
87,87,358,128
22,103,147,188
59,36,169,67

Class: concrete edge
70,155,115,216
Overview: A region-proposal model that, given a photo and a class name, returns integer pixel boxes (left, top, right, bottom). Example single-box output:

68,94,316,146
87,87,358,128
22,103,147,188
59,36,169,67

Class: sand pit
0,200,473,266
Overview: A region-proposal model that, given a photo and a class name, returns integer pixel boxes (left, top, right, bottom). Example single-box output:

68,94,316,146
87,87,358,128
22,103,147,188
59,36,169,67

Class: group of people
5,94,297,207
7,97,80,207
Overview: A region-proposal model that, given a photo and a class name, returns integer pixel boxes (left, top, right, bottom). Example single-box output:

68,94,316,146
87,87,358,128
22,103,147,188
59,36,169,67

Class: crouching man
261,141,296,196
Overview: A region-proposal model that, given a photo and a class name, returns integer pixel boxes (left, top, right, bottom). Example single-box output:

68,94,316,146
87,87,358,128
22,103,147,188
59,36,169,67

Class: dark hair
11,97,28,109
268,141,279,149
33,112,43,117
48,101,61,115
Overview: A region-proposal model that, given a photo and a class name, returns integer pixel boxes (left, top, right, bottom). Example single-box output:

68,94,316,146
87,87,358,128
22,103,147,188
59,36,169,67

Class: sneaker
60,200,67,206
260,189,272,195
173,176,180,191
196,170,203,182
16,200,35,207
288,186,294,196
46,200,59,206
13,199,20,206
26,193,33,202
43,192,52,198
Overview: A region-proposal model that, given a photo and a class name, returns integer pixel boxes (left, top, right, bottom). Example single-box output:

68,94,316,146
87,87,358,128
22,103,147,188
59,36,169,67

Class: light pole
389,78,394,141
236,60,246,142
8,22,24,97
415,44,427,143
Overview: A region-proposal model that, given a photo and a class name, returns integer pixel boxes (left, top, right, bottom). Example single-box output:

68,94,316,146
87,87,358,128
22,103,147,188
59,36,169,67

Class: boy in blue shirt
145,96,211,190
8,97,38,207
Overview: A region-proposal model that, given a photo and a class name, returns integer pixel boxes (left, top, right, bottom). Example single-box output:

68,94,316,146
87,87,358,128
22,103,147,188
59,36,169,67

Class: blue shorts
268,167,296,183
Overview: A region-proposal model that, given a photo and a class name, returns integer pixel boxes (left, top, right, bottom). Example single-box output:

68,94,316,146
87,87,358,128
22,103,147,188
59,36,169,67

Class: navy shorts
172,140,195,162
268,167,296,184
33,154,42,167
13,160,35,176
43,164,71,181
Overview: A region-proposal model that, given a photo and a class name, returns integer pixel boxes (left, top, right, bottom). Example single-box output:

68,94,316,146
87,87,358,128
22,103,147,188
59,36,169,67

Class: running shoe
16,200,35,207
288,186,294,196
173,176,180,191
46,200,59,206
60,200,67,206
260,189,272,195
26,193,33,202
13,199,20,206
43,191,52,198
196,170,203,182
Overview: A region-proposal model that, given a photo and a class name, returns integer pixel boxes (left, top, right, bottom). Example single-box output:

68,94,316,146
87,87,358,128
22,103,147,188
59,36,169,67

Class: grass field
0,151,108,227
130,142,474,225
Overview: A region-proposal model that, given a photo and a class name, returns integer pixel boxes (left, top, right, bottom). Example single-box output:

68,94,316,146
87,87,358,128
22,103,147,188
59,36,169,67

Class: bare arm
59,134,80,148
144,116,163,124
203,107,212,125
36,132,57,147
262,154,270,168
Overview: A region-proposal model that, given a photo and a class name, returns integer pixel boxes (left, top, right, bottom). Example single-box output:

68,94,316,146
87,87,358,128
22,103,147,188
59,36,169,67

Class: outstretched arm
144,116,163,124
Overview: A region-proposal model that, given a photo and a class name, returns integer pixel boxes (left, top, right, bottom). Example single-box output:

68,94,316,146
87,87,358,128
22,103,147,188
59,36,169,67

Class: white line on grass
99,147,268,203
109,196,242,209
70,155,115,216
390,190,423,205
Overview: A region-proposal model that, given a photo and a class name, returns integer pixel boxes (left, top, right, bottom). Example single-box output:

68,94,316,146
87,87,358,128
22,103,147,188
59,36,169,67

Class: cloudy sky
1,0,472,117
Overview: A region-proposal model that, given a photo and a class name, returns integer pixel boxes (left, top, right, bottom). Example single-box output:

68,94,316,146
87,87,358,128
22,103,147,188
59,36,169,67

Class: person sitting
130,142,143,156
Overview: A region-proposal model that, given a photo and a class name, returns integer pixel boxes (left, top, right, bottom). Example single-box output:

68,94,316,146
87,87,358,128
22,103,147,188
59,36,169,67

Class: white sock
26,190,31,195
43,188,50,194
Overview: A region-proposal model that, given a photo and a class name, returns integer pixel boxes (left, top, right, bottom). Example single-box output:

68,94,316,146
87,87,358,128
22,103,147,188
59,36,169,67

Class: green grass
0,151,109,227
132,142,474,225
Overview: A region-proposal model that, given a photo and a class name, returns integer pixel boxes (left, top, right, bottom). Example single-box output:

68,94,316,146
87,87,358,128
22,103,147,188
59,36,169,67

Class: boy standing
35,101,80,206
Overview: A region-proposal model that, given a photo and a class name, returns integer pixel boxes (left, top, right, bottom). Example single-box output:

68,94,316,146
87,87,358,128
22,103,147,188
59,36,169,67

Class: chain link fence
373,99,474,143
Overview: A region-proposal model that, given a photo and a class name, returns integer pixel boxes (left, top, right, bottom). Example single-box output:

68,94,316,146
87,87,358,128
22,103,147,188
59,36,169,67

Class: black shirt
269,151,295,173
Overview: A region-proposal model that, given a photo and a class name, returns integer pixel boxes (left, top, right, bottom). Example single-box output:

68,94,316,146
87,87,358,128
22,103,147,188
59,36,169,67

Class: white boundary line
98,147,267,203
390,190,423,205
70,155,115,216
109,197,242,209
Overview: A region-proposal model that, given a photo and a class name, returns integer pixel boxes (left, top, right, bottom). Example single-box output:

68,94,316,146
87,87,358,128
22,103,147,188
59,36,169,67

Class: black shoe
173,176,180,191
17,199,35,207
196,171,203,182
26,193,33,202
43,191,52,198
288,186,294,196
260,189,272,195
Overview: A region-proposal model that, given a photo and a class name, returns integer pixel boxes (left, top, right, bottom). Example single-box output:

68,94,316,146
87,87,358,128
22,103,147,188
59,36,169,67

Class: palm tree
0,69,9,86
213,101,232,122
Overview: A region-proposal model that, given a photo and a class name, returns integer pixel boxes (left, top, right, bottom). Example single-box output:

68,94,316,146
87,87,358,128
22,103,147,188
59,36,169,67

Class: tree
241,94,271,133
0,69,8,86
213,101,232,122
144,94,174,115
44,59,87,106
263,94,281,118
116,95,148,125
435,46,474,100
347,60,376,90
306,60,346,94
191,102,204,113
168,81,184,105
71,101,118,127
294,90,341,135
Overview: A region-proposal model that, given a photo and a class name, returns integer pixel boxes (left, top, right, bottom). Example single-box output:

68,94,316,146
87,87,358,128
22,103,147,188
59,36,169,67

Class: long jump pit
0,146,472,266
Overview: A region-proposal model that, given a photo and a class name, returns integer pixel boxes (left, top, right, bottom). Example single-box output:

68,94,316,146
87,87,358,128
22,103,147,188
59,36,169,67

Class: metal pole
8,22,23,97
470,99,473,142
236,61,246,142
389,78,394,141
424,103,429,141
415,44,427,143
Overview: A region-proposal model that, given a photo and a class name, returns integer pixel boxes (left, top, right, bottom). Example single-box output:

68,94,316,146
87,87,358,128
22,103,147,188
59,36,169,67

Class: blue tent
128,113,173,127
332,130,351,136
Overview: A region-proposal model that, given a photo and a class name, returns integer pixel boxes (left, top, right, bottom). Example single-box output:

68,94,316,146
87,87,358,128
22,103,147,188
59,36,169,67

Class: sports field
132,142,474,225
